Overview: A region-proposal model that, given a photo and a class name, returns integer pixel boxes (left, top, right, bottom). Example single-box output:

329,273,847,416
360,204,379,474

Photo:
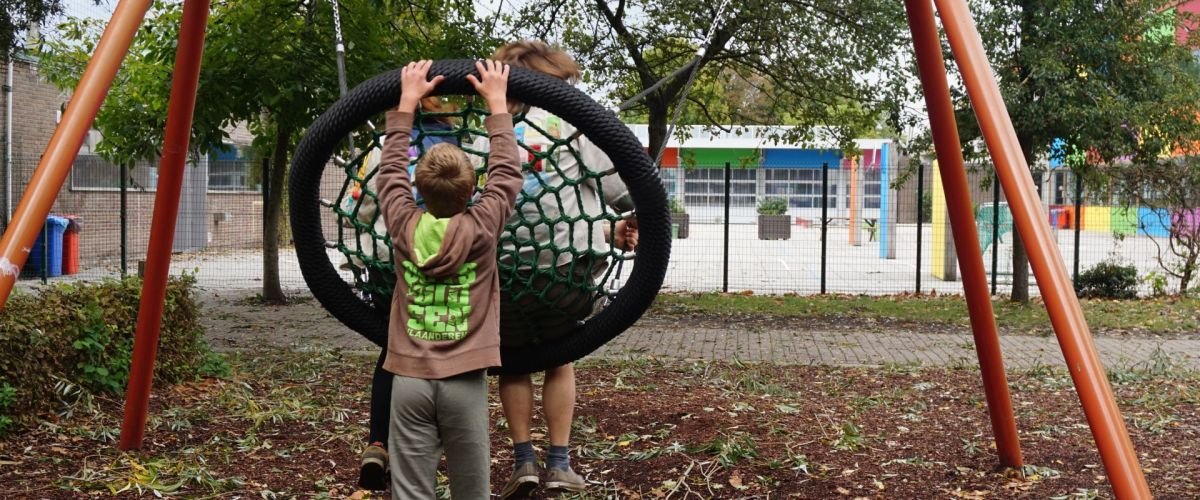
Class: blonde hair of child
413,143,475,217
492,40,581,83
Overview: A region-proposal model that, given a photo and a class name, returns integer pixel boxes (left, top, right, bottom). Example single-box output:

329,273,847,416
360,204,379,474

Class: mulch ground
1,350,1197,499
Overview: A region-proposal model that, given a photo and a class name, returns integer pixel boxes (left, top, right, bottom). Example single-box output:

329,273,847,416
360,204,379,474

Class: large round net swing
289,59,670,374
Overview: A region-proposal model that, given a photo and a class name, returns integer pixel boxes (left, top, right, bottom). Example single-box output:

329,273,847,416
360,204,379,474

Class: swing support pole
932,0,1149,496
0,0,153,309
904,0,1021,467
119,0,211,450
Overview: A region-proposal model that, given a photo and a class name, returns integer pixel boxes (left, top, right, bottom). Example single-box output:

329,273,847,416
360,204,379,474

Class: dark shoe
500,461,542,499
544,467,587,494
358,443,388,491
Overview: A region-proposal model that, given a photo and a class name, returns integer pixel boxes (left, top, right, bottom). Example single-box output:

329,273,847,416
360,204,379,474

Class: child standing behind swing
373,58,522,499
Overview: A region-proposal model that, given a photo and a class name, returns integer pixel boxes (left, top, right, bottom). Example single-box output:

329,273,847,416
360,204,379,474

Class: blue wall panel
762,149,843,169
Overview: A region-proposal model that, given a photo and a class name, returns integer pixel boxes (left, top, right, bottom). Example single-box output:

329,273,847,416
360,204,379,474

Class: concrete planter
671,213,690,239
757,214,791,240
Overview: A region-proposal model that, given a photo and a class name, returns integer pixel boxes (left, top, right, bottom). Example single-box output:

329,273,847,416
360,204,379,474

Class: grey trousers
388,370,490,499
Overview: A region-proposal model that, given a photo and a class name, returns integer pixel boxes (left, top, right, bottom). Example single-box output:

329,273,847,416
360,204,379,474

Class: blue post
879,143,890,259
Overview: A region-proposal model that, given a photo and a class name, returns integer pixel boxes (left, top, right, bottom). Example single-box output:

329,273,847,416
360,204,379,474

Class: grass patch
651,292,1200,336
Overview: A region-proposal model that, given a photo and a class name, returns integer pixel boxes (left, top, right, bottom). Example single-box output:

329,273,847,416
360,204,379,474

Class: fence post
991,172,999,295
723,161,731,293
120,163,128,276
1073,171,1082,285
915,161,924,293
820,162,829,294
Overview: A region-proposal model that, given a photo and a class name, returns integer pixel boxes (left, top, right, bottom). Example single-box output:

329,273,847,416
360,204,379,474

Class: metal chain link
331,0,345,51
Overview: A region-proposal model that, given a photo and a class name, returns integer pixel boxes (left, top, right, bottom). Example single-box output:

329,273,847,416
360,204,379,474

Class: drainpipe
4,58,14,226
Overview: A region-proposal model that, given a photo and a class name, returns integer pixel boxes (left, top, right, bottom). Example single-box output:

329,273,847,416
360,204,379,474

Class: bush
921,191,933,223
1075,261,1139,299
669,197,687,214
0,274,218,435
757,197,788,216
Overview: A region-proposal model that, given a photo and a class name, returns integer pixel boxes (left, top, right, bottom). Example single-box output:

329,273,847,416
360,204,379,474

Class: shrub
1075,261,1139,299
757,197,788,216
920,191,933,223
669,197,687,214
0,274,218,435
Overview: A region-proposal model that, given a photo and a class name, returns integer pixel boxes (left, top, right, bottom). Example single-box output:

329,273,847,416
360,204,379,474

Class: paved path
598,321,1200,370
199,290,1200,371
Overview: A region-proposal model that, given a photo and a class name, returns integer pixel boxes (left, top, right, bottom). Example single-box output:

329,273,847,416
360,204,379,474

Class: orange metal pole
0,0,153,308
118,0,211,451
904,0,1023,468
849,156,859,246
933,0,1150,497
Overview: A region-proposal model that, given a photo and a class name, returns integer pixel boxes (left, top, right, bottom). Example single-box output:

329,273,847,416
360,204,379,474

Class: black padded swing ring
289,59,671,375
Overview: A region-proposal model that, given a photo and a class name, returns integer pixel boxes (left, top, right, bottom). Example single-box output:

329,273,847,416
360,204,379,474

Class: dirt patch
1,351,1196,498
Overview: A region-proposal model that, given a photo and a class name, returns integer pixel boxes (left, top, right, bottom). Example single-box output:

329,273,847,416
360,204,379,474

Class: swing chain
332,0,345,52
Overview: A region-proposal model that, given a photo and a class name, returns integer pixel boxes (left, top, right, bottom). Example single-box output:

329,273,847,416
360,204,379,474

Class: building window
70,155,159,191
208,144,258,192
764,168,837,208
682,168,757,207
863,168,881,209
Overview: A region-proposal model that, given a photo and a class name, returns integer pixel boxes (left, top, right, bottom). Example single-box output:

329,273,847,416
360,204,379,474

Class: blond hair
419,96,457,126
492,40,581,83
414,143,475,217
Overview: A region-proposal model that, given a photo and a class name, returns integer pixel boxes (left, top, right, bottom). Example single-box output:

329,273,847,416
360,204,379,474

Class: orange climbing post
0,0,153,309
933,0,1150,497
118,0,211,451
903,0,1022,468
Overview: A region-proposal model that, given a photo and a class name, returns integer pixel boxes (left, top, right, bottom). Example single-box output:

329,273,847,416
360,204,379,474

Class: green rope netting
330,100,633,343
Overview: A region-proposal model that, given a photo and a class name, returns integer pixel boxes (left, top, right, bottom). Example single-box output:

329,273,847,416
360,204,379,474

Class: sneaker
500,461,542,499
544,467,587,494
358,443,388,491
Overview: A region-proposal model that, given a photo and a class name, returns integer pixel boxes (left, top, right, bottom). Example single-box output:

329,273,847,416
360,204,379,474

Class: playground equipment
0,0,1152,497
288,61,670,373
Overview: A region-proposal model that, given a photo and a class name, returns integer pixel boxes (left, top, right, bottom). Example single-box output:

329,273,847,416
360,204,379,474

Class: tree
1,0,92,55
40,0,495,303
949,0,1200,302
505,0,909,157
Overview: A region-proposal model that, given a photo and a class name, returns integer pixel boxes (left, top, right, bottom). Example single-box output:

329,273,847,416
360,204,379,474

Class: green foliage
0,0,78,54
669,197,687,214
516,0,909,154
756,197,788,216
71,302,132,394
38,0,496,302
0,381,16,436
920,190,933,223
942,1,1200,302
1143,271,1170,298
1075,261,1139,299
0,275,218,433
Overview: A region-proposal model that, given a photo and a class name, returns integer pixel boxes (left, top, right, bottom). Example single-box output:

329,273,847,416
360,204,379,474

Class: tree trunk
646,98,670,165
1010,136,1038,303
262,125,291,304
1181,253,1196,296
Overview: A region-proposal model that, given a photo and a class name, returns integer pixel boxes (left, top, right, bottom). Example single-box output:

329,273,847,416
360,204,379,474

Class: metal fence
2,156,1191,297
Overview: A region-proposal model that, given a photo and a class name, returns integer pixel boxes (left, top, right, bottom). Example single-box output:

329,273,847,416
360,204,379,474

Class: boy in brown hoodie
375,59,522,499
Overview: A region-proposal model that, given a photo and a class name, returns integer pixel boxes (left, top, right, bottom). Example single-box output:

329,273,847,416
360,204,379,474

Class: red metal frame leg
118,0,212,451
904,0,1023,468
933,0,1150,496
0,0,153,309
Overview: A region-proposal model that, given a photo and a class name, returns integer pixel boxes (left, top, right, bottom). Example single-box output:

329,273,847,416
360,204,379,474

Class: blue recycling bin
25,215,70,278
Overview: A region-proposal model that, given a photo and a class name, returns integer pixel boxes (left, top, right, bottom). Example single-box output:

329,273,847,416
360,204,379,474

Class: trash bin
25,215,70,278
1048,208,1063,229
62,216,82,275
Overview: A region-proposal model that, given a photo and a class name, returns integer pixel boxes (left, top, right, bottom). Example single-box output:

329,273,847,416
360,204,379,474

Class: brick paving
596,321,1200,370
199,290,1200,371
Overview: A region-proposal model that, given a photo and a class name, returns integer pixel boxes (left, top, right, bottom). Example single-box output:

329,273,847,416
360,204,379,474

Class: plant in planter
757,196,791,240
669,198,689,239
